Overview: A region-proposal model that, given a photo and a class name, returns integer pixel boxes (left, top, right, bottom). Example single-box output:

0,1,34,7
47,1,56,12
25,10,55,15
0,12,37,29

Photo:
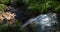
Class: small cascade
23,13,57,32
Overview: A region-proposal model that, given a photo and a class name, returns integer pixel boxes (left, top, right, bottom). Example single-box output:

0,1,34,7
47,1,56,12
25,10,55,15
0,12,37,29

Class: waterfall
22,13,57,32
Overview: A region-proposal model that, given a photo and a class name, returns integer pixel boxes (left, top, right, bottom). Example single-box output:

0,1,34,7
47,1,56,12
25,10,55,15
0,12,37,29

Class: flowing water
10,1,59,32
23,13,57,32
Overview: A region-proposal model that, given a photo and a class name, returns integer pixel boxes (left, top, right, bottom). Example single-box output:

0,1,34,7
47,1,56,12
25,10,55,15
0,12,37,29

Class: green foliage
16,20,22,31
0,24,8,32
16,20,22,27
16,0,60,13
0,20,22,32
28,0,47,13
40,1,59,13
0,0,11,4
27,0,60,13
16,0,28,4
54,5,60,13
0,4,6,12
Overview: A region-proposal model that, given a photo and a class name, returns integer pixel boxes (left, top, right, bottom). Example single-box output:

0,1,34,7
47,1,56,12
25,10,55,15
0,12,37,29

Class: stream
10,1,60,32
23,13,58,32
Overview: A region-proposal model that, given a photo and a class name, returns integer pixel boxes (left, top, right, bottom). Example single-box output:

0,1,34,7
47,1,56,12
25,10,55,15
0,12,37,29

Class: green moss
0,4,6,12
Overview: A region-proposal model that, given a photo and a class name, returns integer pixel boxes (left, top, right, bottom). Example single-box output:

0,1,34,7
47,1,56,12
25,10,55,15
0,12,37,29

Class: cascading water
23,13,57,32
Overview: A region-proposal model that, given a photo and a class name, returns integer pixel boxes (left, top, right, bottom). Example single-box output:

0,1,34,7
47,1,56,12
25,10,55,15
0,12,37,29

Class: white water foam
23,13,57,32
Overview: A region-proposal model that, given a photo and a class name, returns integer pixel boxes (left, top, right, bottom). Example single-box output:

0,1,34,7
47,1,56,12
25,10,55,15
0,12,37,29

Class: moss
0,4,6,12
